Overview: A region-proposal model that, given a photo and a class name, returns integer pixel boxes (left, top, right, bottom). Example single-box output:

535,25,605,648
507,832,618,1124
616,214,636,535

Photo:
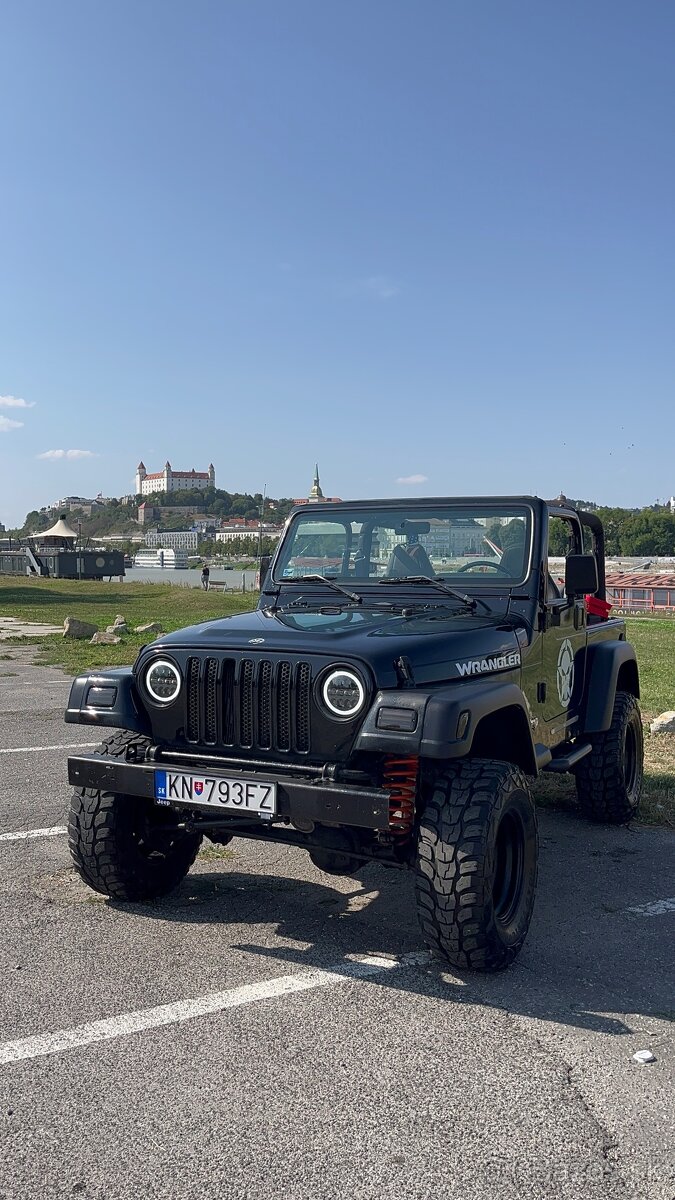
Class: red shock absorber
384,755,419,838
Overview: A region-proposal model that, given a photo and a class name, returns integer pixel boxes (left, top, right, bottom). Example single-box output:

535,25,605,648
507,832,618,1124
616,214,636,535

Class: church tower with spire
293,465,341,507
308,464,325,502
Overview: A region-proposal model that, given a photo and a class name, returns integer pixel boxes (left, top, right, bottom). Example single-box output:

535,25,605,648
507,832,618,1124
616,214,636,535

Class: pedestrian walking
201,565,210,591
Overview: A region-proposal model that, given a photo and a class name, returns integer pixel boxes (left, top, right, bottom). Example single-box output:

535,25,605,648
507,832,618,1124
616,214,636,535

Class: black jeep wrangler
66,496,643,971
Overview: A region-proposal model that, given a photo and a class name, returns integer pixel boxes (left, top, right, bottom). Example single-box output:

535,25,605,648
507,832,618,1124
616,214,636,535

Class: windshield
275,504,533,587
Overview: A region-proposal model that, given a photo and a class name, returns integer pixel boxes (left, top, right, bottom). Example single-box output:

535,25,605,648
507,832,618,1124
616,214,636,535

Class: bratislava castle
135,460,216,496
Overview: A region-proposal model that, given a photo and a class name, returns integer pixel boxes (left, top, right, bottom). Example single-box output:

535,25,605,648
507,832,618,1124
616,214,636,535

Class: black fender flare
355,679,538,774
65,668,150,735
582,641,639,733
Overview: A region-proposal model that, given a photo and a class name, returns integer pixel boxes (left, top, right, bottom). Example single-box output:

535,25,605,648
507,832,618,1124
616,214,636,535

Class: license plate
154,770,276,817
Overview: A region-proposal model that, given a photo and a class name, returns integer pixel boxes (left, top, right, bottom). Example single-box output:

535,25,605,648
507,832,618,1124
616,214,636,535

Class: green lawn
0,577,255,672
622,618,674,718
1,579,672,826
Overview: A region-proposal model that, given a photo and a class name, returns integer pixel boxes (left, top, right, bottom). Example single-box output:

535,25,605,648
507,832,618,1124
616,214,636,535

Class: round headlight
145,659,181,704
322,668,365,718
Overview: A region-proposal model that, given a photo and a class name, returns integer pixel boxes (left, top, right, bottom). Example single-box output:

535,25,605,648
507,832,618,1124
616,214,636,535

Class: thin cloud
359,275,401,300
37,449,97,460
396,473,428,485
0,416,24,432
0,395,35,409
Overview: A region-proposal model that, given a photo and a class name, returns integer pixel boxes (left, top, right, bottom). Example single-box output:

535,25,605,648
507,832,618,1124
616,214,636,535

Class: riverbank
122,566,259,589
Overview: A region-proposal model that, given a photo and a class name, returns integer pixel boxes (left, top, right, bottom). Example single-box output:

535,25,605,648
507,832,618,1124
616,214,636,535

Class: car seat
406,542,435,577
385,543,434,578
500,537,526,577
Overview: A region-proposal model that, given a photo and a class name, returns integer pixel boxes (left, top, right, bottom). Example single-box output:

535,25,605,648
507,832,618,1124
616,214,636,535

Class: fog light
376,707,418,732
85,685,117,709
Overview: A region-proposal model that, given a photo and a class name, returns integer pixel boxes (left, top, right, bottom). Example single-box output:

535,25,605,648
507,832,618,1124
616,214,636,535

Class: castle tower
208,462,216,486
309,463,324,502
135,461,147,494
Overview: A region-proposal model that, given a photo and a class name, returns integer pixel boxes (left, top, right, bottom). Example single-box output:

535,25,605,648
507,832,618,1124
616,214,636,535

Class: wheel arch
414,681,538,775
468,705,538,775
583,642,640,734
617,657,640,699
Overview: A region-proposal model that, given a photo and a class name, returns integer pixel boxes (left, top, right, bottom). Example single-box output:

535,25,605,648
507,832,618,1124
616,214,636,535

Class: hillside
10,494,675,556
13,488,297,543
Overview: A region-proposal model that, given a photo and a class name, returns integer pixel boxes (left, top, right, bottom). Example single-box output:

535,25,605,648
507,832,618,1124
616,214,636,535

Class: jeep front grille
184,656,312,754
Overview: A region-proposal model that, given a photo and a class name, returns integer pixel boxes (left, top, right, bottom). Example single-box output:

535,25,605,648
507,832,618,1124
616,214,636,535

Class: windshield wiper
290,575,363,604
379,575,491,612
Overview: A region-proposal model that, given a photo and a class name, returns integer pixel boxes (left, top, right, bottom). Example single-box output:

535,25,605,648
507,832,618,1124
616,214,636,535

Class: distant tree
619,512,675,556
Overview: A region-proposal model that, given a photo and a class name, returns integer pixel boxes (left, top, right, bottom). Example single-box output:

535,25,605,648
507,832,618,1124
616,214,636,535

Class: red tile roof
606,573,675,587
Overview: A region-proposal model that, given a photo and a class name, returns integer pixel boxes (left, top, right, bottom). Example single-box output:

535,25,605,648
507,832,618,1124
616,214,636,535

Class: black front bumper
67,753,391,832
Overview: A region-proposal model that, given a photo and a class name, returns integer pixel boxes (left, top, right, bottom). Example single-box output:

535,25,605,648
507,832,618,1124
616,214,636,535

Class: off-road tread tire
68,731,202,900
574,691,644,824
415,759,538,972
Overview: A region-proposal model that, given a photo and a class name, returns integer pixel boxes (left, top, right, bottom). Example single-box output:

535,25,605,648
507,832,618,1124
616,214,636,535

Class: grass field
0,577,257,672
1,577,672,826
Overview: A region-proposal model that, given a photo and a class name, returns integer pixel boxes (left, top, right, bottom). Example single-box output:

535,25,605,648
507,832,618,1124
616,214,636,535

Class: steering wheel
456,560,513,576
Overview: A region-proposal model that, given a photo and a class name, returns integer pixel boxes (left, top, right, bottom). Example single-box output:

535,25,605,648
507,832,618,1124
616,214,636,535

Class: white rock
134,622,164,634
63,617,99,640
649,711,675,734
632,1049,656,1064
89,632,122,645
106,623,128,635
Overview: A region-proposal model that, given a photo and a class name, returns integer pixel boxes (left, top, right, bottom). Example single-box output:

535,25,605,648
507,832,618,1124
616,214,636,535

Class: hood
155,605,523,689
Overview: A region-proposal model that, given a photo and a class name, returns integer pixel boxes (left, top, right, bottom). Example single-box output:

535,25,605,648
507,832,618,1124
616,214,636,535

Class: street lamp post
257,485,266,565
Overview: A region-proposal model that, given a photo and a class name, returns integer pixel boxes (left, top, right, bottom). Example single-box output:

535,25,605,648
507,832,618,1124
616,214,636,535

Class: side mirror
565,554,598,598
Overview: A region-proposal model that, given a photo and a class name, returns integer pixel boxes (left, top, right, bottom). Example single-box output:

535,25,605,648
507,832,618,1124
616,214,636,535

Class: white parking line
0,742,98,755
626,897,675,917
0,826,67,843
0,952,427,1066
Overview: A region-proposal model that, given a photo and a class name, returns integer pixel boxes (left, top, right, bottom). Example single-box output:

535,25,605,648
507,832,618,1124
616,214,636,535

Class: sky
1,1,674,527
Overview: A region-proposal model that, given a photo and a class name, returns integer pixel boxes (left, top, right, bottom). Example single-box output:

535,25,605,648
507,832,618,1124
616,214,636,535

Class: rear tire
68,731,202,900
574,691,644,824
415,760,538,971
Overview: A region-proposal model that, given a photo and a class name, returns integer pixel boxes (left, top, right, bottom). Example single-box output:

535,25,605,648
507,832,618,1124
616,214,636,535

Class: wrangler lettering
455,651,521,677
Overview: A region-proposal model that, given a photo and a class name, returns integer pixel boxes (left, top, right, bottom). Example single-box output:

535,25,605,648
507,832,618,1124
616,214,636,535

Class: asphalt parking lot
0,648,673,1200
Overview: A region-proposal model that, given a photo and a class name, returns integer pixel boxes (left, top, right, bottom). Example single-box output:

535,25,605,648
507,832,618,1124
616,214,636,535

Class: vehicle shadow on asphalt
110,846,671,1040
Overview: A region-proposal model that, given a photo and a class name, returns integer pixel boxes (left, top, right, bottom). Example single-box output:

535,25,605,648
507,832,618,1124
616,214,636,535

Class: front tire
68,732,202,900
415,760,538,971
574,691,644,824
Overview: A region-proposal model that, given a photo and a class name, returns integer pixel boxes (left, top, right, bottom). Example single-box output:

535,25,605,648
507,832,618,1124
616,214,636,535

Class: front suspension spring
384,755,419,838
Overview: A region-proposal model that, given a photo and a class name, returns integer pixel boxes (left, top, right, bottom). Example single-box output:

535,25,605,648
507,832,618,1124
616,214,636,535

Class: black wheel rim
492,810,525,928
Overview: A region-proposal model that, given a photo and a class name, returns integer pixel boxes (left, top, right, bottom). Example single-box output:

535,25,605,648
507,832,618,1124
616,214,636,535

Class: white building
215,522,282,543
145,530,199,550
136,460,215,496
